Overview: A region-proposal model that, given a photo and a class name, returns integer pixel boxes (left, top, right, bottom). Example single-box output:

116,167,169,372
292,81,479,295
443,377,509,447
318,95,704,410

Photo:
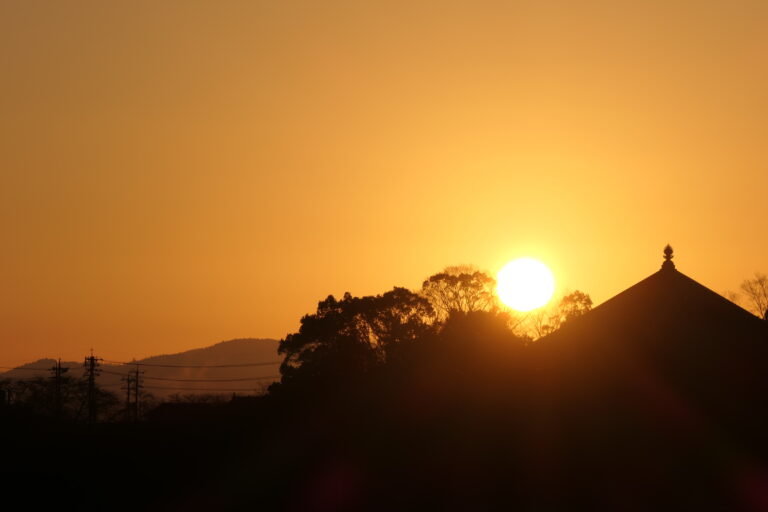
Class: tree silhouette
551,290,593,327
354,286,436,362
421,265,497,320
739,272,768,319
275,287,433,389
523,290,593,338
3,374,119,421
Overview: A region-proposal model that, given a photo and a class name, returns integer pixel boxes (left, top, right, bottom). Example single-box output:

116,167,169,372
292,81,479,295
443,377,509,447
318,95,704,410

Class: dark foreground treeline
2,269,768,511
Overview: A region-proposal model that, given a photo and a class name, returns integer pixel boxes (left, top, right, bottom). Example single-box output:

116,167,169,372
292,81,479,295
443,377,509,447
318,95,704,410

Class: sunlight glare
496,258,556,312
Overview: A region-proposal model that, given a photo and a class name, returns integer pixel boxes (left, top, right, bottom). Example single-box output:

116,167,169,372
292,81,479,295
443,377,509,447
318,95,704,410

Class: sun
496,258,556,312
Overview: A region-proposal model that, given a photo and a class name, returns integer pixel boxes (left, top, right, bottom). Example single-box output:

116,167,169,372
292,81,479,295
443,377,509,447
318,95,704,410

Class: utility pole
122,373,134,422
121,361,143,422
49,358,69,417
132,362,143,422
83,351,101,424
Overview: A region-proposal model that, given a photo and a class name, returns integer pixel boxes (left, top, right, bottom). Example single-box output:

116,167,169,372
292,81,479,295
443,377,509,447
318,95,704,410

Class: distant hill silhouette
0,338,280,397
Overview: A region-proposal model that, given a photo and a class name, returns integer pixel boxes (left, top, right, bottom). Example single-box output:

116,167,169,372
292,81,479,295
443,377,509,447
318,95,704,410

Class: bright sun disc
497,258,555,312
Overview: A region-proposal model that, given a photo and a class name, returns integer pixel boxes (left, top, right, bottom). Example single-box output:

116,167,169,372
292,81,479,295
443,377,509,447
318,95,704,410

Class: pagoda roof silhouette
546,246,768,343
533,246,768,433
527,247,768,508
544,245,766,350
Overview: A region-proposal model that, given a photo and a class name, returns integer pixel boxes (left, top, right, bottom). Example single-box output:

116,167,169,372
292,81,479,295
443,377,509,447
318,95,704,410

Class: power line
95,368,279,383
2,359,282,373
99,369,130,378
0,366,57,372
102,360,281,368
2,376,278,387
141,385,267,392
101,381,271,391
0,376,52,382
142,375,280,383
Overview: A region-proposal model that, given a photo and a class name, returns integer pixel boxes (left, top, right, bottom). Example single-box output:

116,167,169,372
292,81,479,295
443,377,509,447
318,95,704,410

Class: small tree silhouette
735,272,768,319
421,265,497,320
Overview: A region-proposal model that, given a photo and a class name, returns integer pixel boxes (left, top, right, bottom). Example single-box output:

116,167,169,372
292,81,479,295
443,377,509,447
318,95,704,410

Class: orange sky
2,1,767,367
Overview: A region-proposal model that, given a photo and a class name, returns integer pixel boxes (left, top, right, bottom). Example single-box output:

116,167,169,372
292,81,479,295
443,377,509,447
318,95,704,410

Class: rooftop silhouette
541,244,766,348
533,245,768,454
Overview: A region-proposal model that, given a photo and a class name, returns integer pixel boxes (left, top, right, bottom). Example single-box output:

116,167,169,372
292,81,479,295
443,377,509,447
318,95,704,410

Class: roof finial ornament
662,244,676,271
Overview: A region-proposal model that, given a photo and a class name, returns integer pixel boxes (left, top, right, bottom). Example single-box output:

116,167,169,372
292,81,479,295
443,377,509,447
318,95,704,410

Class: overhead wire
1,360,277,395
0,366,55,372
143,375,280,383
96,368,278,382
2,360,281,395
102,360,281,368
141,385,266,392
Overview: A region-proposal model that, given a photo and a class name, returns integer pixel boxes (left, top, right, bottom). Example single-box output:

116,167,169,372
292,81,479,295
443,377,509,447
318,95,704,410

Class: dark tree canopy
436,309,524,361
1,374,119,421
276,287,434,388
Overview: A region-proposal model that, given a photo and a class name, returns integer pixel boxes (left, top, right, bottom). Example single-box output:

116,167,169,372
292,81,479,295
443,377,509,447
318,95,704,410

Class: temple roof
543,246,766,347
527,249,768,502
535,246,768,410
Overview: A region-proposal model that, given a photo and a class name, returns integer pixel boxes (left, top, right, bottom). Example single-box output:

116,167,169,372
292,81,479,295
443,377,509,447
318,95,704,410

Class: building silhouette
526,246,768,509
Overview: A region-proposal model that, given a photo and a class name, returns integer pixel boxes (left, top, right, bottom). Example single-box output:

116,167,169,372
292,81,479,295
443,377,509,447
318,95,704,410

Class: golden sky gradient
2,1,767,367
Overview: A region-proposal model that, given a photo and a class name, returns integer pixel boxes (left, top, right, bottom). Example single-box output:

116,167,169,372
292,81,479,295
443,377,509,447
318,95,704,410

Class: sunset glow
3,1,768,369
3,3,768,508
497,258,556,312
